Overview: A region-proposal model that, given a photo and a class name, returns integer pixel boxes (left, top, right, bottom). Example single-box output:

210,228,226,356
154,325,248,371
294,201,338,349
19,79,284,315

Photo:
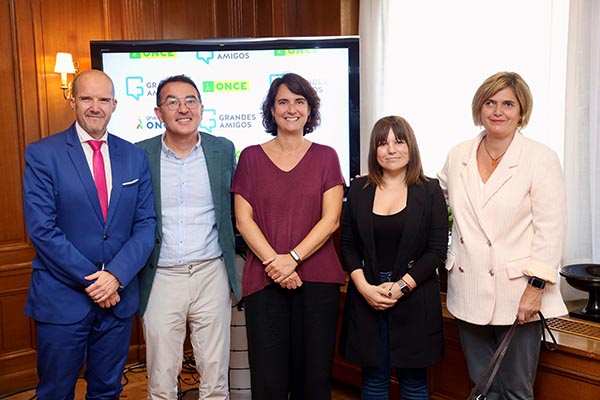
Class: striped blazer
438,131,568,325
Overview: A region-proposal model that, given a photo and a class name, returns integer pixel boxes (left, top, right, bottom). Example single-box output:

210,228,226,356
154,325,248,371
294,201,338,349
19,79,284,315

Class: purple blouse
231,143,346,297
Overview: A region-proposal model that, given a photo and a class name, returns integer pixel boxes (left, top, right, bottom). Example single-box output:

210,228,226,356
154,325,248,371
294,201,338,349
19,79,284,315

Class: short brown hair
366,115,426,188
472,71,533,128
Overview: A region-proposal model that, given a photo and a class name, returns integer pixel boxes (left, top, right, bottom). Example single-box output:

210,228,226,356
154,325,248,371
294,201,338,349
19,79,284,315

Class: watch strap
397,279,411,295
289,249,301,264
528,277,546,289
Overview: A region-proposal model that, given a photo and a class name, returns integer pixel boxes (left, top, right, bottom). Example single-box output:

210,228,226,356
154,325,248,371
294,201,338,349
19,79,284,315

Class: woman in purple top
231,72,346,399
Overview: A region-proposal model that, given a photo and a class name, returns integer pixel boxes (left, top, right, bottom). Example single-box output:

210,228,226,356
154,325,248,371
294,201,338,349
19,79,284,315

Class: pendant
492,159,499,167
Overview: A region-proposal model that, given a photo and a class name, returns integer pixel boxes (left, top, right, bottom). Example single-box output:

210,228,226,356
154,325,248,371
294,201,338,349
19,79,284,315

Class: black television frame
90,36,360,181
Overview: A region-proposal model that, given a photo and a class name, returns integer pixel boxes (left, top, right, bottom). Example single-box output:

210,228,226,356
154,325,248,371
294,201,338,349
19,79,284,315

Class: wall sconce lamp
54,52,79,100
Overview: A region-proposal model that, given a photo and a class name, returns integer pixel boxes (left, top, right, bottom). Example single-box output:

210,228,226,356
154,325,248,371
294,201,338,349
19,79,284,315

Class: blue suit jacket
23,123,156,323
136,132,241,318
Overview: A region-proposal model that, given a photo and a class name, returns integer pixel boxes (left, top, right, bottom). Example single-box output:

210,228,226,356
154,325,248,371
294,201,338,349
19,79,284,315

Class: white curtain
562,0,600,299
358,0,386,172
358,0,568,177
359,0,598,301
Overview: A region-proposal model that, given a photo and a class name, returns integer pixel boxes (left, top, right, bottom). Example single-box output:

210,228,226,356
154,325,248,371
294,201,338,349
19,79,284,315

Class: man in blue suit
136,75,241,399
23,69,156,399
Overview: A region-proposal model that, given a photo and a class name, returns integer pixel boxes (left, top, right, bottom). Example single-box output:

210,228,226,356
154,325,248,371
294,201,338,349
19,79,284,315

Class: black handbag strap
538,311,558,351
468,318,518,399
467,311,557,400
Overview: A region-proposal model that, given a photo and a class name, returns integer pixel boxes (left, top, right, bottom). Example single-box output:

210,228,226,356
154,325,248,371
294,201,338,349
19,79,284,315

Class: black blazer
338,176,448,368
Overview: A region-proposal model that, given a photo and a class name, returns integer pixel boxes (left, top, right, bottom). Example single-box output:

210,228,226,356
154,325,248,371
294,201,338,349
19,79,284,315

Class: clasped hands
263,253,303,290
84,270,121,308
360,282,403,311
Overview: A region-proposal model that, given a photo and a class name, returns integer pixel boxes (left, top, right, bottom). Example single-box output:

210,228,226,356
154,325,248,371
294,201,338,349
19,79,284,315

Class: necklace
483,136,508,167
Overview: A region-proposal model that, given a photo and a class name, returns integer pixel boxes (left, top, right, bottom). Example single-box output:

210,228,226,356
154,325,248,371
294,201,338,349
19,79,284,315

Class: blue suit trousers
35,306,133,400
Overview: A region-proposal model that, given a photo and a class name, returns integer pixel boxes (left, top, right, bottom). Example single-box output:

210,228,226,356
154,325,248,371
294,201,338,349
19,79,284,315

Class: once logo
130,52,176,59
274,49,318,56
145,121,165,129
137,116,165,130
203,81,249,92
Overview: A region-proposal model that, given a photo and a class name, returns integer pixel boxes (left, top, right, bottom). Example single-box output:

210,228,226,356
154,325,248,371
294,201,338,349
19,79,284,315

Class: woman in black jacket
339,116,447,399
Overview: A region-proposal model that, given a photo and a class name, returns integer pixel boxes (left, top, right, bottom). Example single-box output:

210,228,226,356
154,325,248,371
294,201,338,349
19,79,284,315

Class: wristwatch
397,279,411,296
289,249,301,264
528,277,546,290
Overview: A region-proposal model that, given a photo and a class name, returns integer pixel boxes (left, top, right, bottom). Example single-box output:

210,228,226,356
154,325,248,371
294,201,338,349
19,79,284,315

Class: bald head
69,69,117,139
71,69,115,99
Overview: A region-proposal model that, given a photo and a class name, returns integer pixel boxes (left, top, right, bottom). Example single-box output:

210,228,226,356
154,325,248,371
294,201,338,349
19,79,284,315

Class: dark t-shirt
231,143,346,297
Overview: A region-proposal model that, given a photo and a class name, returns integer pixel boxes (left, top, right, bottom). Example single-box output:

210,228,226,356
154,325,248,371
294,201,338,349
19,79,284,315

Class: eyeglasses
159,96,200,110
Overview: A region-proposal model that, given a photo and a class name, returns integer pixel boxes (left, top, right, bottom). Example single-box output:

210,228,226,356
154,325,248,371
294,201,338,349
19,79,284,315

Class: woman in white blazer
438,71,567,399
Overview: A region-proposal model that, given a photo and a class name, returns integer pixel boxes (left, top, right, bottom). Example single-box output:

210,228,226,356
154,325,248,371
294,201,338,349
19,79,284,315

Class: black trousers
244,281,340,400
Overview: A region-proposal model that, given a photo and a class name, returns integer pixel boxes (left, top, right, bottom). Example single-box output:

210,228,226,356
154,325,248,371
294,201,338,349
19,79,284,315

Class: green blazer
136,132,241,318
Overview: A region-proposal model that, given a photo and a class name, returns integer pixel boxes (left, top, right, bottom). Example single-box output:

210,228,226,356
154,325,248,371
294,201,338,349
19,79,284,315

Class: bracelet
289,249,301,264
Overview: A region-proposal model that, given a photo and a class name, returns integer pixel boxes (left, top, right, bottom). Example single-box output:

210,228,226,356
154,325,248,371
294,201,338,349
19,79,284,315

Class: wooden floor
2,363,361,399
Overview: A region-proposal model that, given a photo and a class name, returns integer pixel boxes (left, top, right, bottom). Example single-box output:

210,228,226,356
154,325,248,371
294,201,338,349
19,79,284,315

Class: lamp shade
54,52,76,74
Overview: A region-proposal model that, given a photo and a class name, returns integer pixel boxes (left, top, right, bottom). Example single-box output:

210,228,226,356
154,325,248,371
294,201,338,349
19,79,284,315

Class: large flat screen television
90,36,360,183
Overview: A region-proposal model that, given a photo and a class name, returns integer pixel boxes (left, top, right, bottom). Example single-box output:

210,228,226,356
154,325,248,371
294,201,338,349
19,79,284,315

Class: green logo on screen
274,49,318,56
203,81,250,92
130,52,176,59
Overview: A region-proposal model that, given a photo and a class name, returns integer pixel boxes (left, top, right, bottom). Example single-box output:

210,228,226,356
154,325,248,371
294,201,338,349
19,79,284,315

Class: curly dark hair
261,73,321,136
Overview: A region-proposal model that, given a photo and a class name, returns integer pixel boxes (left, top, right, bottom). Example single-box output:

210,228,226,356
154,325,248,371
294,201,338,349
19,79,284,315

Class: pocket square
122,178,139,186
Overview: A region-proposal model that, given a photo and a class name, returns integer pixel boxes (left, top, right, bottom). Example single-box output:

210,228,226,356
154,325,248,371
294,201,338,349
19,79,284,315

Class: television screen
90,36,360,184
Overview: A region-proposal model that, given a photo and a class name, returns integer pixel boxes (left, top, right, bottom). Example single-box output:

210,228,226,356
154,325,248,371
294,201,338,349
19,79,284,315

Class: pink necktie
88,140,108,221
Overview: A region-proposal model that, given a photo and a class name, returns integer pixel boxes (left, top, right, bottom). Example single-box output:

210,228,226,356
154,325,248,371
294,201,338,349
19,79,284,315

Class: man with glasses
136,75,241,399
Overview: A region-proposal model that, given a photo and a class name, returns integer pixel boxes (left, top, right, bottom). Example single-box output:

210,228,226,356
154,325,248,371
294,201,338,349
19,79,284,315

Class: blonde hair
471,71,533,128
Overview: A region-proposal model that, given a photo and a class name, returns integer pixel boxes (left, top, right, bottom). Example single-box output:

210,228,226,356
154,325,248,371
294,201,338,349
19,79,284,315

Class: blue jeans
361,272,430,400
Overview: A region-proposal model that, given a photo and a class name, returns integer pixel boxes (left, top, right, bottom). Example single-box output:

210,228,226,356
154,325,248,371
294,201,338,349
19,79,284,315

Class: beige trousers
142,258,232,400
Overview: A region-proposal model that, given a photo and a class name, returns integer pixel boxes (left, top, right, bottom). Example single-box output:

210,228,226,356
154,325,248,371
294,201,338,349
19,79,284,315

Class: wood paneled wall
0,0,358,395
